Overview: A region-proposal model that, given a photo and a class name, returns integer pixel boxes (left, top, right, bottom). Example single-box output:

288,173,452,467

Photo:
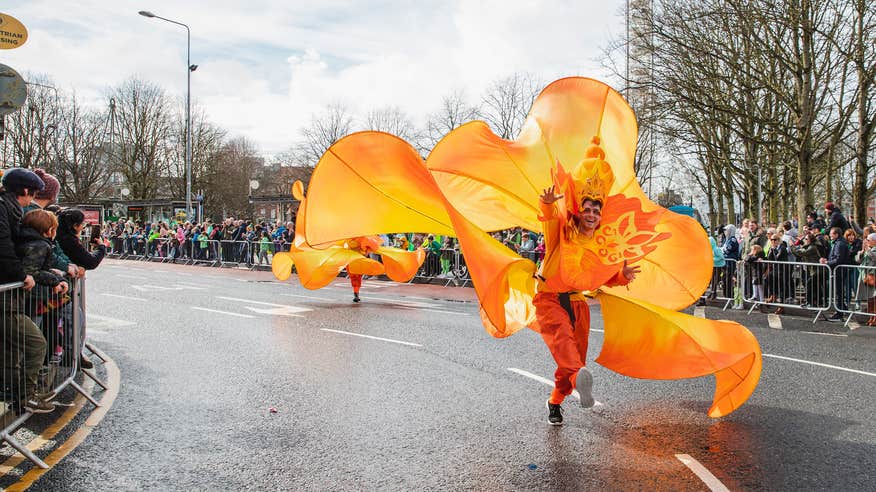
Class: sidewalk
688,299,876,339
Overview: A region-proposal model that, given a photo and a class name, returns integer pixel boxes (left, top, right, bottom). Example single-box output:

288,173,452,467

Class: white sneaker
576,367,595,408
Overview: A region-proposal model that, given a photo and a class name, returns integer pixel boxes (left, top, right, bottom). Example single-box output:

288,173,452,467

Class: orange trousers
349,274,362,294
534,291,592,404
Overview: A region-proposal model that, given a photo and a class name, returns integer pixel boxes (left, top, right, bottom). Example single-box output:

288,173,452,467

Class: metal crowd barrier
1,276,103,469
104,234,284,270
699,259,738,310
97,233,876,326
834,264,876,326
738,259,832,321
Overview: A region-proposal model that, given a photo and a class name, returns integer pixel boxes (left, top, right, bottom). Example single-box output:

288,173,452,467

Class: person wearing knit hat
21,168,85,332
0,167,55,413
32,168,60,204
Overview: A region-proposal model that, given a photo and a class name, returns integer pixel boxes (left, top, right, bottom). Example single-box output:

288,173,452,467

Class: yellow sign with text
0,13,27,50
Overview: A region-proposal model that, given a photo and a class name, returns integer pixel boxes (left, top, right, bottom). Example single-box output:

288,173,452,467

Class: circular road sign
0,13,28,50
0,63,27,116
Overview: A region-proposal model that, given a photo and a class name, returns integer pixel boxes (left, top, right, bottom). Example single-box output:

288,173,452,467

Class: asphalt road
20,259,876,490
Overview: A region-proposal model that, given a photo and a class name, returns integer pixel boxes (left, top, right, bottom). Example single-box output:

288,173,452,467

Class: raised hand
540,185,564,205
622,260,642,281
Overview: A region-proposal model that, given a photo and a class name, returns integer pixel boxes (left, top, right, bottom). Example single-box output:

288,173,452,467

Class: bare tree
2,74,61,170
480,73,542,140
605,0,857,225
362,106,420,143
57,92,114,202
846,0,876,223
108,78,173,200
298,103,353,166
421,89,480,153
168,103,227,201
202,136,263,219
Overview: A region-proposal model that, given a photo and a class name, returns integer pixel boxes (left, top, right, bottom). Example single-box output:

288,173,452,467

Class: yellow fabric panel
303,131,455,246
347,257,385,276
377,247,426,282
289,247,373,290
271,252,294,281
595,291,762,417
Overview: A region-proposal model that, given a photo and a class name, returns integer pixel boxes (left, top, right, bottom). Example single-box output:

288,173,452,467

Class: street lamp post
139,10,195,221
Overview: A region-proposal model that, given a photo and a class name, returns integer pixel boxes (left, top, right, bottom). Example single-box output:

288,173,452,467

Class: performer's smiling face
578,199,602,234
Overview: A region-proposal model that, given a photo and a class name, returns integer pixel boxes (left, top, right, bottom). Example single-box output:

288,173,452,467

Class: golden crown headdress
569,136,613,209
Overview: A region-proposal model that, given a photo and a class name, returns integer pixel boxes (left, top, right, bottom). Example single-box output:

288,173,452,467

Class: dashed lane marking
763,353,876,377
675,454,731,492
191,306,255,319
98,293,146,302
87,314,137,328
395,306,470,316
281,294,333,301
215,296,288,306
507,368,603,406
321,328,422,347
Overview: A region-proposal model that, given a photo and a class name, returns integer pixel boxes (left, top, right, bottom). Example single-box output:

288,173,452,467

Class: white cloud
2,0,626,155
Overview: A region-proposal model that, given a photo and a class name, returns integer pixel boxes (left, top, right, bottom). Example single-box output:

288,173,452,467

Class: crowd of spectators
1,168,104,415
710,202,876,321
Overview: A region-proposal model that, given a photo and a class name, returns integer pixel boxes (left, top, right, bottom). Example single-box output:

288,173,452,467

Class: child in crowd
15,209,69,413
744,244,766,302
258,232,273,265
439,237,455,278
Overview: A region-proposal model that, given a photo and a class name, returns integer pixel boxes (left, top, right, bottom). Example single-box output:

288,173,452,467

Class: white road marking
763,353,876,377
767,314,783,329
800,331,847,337
321,328,422,347
675,454,730,492
216,296,290,307
98,293,147,302
693,306,705,318
591,328,604,333
116,274,142,279
281,293,333,301
243,306,307,317
87,314,137,328
131,284,180,292
175,282,209,288
191,306,255,319
507,368,603,406
396,306,469,316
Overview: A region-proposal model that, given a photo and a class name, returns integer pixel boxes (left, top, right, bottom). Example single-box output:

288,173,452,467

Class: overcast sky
4,0,627,156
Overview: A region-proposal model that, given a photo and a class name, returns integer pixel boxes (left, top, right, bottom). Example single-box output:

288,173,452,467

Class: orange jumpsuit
346,236,382,296
536,200,629,405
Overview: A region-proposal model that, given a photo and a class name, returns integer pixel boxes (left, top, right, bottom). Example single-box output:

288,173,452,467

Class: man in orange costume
346,236,382,303
536,184,640,425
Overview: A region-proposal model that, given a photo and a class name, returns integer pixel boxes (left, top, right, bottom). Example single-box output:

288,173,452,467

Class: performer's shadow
550,402,876,490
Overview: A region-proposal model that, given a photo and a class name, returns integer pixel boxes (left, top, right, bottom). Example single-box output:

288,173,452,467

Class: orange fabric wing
595,291,762,417
376,247,426,282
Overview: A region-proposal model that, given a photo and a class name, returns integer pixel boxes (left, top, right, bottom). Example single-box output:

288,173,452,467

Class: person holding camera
55,209,106,272
56,209,106,369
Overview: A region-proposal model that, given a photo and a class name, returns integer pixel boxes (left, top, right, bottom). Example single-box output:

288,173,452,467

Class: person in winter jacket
0,168,56,414
56,209,106,271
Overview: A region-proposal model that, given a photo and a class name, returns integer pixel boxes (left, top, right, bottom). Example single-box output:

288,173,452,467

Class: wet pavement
7,259,875,490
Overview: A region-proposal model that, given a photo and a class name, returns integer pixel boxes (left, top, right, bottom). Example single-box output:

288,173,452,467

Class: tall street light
139,10,196,220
